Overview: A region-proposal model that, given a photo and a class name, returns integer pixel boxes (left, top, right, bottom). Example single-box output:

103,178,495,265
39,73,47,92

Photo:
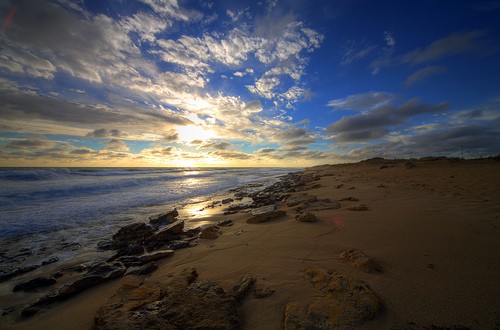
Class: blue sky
0,0,499,166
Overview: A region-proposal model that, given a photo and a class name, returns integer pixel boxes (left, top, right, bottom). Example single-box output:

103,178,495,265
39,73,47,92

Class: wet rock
167,240,192,250
41,256,60,266
95,269,239,330
0,265,39,282
138,250,174,263
149,208,178,225
125,262,158,276
145,220,184,243
61,242,81,250
222,198,234,204
21,307,40,317
338,196,360,201
217,219,234,227
347,204,369,211
229,275,255,300
112,222,155,245
295,212,317,222
13,276,57,292
285,194,317,207
338,249,383,273
199,225,222,239
284,268,382,329
246,205,286,224
97,240,114,250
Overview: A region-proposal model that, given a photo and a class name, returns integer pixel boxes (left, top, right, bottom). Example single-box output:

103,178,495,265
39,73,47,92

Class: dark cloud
279,127,308,139
5,139,53,149
327,97,449,142
284,137,316,146
279,145,308,152
87,128,127,138
209,150,252,160
199,141,232,150
328,92,394,110
69,148,94,155
256,147,276,153
162,130,179,142
189,139,203,145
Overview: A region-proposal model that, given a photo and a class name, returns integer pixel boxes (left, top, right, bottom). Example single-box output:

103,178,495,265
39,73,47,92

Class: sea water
0,167,298,271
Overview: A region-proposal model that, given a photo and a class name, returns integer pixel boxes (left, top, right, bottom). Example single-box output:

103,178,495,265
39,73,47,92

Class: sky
0,0,499,167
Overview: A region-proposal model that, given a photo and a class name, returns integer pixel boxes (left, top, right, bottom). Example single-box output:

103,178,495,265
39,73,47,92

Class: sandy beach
1,158,499,329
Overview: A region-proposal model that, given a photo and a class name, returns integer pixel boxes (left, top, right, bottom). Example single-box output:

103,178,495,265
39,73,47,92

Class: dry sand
2,158,500,329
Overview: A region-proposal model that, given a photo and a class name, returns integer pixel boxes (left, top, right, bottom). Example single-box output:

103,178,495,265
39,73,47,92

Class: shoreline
1,158,500,329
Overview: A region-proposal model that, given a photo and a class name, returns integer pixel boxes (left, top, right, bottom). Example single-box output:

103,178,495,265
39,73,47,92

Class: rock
112,222,155,245
95,269,239,330
229,275,255,300
145,220,184,243
125,262,158,276
0,265,39,282
21,307,40,317
285,194,317,207
149,209,178,225
138,250,174,263
167,240,192,250
217,219,234,227
338,249,382,273
13,276,57,292
253,285,275,298
347,204,369,211
338,196,360,201
119,243,145,256
246,205,286,224
199,226,222,239
284,268,382,329
221,198,234,204
97,241,114,250
295,212,317,222
41,256,60,265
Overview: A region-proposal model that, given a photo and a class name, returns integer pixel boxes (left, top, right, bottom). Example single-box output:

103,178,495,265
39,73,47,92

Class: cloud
384,31,396,47
209,150,253,160
340,41,376,66
162,129,179,142
327,96,449,142
87,128,128,138
70,147,94,155
256,147,276,153
105,139,129,151
120,12,170,43
401,30,488,65
327,92,394,111
279,127,308,139
199,141,232,150
404,66,448,87
5,138,54,149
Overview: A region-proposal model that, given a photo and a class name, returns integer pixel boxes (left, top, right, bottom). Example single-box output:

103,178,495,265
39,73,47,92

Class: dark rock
338,196,360,201
295,213,317,222
118,243,144,256
21,307,40,317
167,240,192,250
145,220,184,243
41,256,60,266
217,219,234,227
13,276,57,292
295,198,341,213
125,262,158,276
97,241,114,250
52,272,64,279
61,242,81,250
337,249,383,273
229,275,255,300
246,205,286,224
0,265,39,282
199,225,222,239
285,194,317,207
115,256,142,267
221,198,234,204
224,210,238,215
112,222,154,245
138,250,174,263
149,208,179,225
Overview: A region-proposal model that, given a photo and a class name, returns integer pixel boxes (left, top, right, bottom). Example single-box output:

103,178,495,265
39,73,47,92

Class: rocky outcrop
284,268,382,329
149,209,178,225
337,249,382,273
13,276,57,292
295,212,317,222
217,219,234,227
229,275,255,300
199,225,222,239
346,204,369,211
285,194,318,207
296,198,341,213
125,262,158,276
246,205,286,224
145,220,184,243
112,222,155,246
95,268,240,330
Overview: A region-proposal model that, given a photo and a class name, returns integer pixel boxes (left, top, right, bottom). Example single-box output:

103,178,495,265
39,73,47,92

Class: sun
176,125,216,142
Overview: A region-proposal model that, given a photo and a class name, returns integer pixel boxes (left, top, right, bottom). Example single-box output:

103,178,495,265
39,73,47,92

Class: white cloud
384,31,396,47
404,66,447,87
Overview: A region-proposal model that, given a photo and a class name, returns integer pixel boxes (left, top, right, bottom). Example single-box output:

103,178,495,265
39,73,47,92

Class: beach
1,158,499,329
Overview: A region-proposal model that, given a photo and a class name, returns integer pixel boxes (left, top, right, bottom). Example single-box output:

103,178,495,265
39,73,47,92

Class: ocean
0,167,298,272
